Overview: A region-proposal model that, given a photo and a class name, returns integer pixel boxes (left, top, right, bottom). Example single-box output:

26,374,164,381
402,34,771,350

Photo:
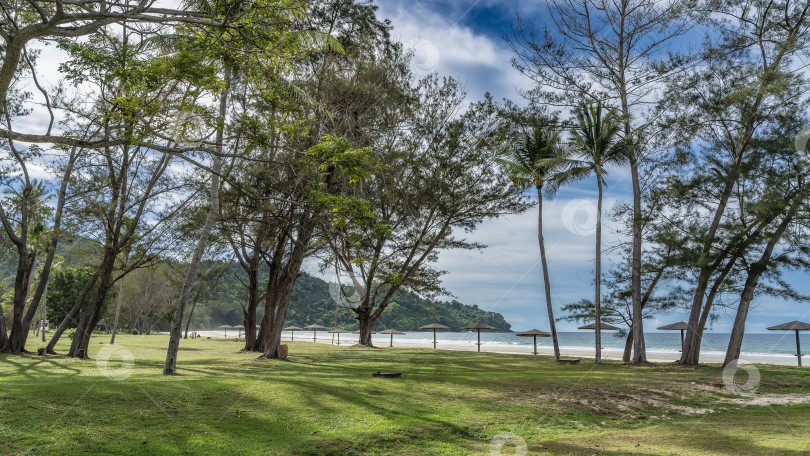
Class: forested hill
286,273,512,332
0,234,512,331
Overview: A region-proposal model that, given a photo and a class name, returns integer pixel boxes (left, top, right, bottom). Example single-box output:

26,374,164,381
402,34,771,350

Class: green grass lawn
1,333,809,455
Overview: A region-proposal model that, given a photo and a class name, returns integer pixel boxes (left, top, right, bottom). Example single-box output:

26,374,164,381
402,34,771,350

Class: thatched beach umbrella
305,324,327,342
420,323,450,349
328,328,350,345
657,321,689,350
767,321,810,367
577,322,621,331
463,323,496,352
234,324,245,338
219,325,233,337
379,329,406,347
516,329,552,355
283,325,303,341
578,322,620,352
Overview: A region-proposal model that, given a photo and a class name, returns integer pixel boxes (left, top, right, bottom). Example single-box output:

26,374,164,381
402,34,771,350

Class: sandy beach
187,330,802,366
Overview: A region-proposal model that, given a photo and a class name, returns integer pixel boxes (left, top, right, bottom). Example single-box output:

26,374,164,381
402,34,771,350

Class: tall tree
567,102,634,364
501,125,573,361
325,83,531,347
660,0,810,365
509,0,694,364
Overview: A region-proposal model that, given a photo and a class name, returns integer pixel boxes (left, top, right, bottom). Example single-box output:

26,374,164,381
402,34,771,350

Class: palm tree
567,102,634,364
502,125,574,362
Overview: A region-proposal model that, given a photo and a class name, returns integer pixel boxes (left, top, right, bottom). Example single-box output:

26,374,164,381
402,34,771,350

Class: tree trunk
19,152,76,350
681,166,741,365
40,289,46,342
164,156,221,373
163,65,229,375
258,223,314,359
184,299,197,340
723,190,804,366
357,310,376,347
7,249,36,353
622,328,634,363
241,265,259,350
537,186,560,361
0,301,8,350
689,254,740,360
69,250,116,357
110,260,127,344
258,268,307,358
594,178,603,364
629,158,647,364
723,268,760,367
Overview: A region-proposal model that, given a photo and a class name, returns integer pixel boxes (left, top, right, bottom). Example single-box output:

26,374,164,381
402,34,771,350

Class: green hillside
285,273,512,332
0,239,513,332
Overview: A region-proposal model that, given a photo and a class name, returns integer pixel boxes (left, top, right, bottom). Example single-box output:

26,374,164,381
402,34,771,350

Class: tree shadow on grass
0,354,84,378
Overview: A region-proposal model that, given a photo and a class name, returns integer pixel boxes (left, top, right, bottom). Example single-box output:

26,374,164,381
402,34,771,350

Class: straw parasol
578,322,621,352
234,324,245,338
516,329,552,355
328,328,350,345
767,321,810,367
463,323,496,352
419,323,450,349
657,321,689,350
577,322,621,330
218,325,233,337
379,329,407,347
283,325,303,341
305,324,327,342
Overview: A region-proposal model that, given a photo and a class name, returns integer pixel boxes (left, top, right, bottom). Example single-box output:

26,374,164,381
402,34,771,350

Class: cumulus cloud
375,0,532,102
366,0,810,333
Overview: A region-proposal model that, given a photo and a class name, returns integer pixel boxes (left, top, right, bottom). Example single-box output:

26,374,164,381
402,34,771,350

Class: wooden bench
372,372,402,378
557,358,580,365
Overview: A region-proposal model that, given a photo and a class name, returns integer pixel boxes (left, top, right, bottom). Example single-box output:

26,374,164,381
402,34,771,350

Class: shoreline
189,330,803,366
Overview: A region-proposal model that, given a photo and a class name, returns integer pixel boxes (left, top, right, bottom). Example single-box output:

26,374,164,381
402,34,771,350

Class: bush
130,329,139,335
67,329,76,340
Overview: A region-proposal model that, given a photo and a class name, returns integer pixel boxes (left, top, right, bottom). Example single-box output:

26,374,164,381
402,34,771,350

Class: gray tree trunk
723,190,804,366
594,178,603,364
109,267,127,345
163,65,229,375
623,328,633,363
537,186,560,361
629,157,646,364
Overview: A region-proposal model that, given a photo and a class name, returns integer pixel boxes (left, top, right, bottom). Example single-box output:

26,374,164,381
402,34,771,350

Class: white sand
187,330,802,366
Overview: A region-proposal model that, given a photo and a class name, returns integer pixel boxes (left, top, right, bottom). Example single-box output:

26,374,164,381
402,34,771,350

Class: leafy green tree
508,0,694,365
324,80,531,346
658,0,810,365
47,267,113,330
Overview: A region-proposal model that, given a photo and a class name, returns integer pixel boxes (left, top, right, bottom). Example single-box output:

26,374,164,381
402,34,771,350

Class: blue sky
342,0,810,334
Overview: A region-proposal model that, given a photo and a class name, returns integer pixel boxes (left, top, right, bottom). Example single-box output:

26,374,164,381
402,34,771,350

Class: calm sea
291,330,808,361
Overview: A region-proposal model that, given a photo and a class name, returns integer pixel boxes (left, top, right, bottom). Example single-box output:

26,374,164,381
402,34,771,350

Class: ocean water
287,330,809,361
